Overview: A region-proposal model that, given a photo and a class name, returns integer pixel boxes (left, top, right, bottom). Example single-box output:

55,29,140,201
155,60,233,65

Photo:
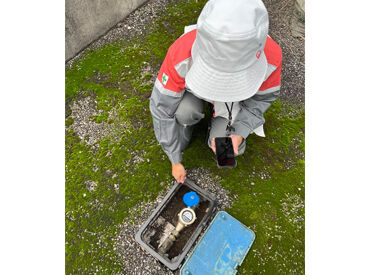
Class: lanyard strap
225,102,235,132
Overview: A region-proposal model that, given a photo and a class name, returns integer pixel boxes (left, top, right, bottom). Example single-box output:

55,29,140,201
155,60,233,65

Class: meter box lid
180,211,255,275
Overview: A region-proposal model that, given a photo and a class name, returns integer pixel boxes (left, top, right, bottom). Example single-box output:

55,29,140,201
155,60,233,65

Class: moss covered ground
65,0,304,273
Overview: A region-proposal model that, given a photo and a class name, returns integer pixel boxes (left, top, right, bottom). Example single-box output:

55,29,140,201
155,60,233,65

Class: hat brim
185,42,268,102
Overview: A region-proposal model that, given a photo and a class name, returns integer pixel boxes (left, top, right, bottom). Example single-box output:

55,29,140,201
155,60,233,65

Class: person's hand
172,163,186,183
229,134,243,155
211,138,216,153
212,135,243,155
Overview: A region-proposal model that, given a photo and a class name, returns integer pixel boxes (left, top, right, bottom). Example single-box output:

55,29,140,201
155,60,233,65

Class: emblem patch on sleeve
162,73,169,86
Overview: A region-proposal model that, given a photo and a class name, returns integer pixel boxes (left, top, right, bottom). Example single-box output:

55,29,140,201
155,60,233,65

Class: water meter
178,207,196,226
158,191,200,254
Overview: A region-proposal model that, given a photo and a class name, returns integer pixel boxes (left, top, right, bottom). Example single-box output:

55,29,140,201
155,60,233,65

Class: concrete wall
66,0,148,61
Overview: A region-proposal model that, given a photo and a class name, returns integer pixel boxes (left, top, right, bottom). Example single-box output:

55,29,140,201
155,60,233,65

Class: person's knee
175,111,204,126
175,92,205,126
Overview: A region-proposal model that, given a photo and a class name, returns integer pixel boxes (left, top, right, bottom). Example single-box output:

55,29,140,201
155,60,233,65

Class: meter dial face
181,210,194,223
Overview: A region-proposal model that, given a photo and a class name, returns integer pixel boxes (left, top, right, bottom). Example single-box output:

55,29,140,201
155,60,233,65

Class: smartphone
215,137,237,168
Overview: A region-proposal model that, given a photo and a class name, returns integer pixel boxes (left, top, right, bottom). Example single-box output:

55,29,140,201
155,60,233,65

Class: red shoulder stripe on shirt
156,30,197,93
259,36,282,91
264,36,282,68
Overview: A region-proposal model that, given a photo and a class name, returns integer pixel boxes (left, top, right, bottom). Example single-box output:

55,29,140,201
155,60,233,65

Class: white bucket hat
185,0,269,102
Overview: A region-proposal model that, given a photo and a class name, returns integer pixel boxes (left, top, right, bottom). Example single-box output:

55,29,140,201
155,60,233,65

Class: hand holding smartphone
215,137,237,168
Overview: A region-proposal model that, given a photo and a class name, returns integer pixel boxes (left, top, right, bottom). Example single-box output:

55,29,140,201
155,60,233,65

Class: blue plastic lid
183,191,200,207
180,211,255,275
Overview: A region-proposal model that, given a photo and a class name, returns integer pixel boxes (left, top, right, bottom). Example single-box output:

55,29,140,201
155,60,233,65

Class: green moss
65,116,74,127
91,112,109,123
65,0,304,273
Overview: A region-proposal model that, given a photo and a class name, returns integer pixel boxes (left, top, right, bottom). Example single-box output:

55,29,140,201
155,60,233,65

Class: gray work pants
174,92,246,155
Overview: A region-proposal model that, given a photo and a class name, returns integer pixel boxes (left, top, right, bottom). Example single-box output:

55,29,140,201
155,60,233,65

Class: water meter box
180,211,255,275
135,179,217,270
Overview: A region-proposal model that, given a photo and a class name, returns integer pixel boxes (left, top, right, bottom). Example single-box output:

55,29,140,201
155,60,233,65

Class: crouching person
150,0,282,183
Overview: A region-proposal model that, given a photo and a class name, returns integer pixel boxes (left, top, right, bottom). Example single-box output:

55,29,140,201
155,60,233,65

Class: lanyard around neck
225,102,235,132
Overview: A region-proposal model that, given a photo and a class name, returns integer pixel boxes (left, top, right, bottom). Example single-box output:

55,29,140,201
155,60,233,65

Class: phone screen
215,137,236,168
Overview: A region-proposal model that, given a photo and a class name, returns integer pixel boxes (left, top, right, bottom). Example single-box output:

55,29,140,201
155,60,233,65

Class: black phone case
215,137,237,168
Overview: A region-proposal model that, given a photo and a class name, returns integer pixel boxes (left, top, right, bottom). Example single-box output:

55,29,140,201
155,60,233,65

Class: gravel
266,0,305,106
85,180,98,192
68,95,114,146
67,94,129,148
113,167,234,274
281,193,304,230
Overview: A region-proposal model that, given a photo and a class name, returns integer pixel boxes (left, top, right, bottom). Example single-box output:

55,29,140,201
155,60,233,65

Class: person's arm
150,81,187,183
232,88,280,139
149,80,184,164
150,29,196,165
149,30,197,183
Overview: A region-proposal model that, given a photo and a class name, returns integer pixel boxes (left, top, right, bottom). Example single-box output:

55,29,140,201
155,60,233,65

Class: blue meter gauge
183,191,200,207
